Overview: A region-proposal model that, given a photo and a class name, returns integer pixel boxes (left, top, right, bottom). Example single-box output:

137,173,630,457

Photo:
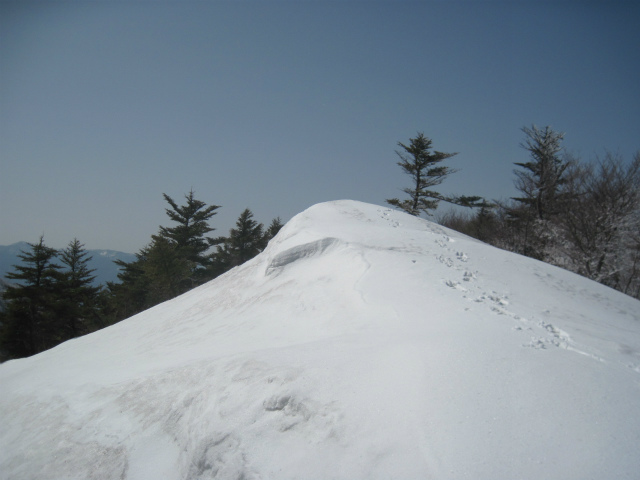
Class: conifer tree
57,239,101,338
152,190,220,287
107,248,152,321
156,190,220,265
509,125,572,259
106,191,220,321
0,236,61,358
263,217,284,245
143,236,192,305
513,125,570,220
387,133,484,216
210,209,265,277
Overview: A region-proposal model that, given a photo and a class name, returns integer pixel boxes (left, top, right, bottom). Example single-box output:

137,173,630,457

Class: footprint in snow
437,255,455,268
445,279,468,292
377,208,401,227
463,271,476,281
456,252,469,262
435,238,449,249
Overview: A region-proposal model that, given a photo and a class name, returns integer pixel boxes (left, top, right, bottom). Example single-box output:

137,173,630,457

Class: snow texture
1,200,639,479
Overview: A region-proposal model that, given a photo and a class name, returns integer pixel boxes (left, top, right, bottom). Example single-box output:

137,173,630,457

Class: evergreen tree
513,125,570,220
156,190,220,265
210,209,265,277
106,248,152,321
0,279,10,314
0,236,61,359
57,239,102,338
105,191,220,321
470,205,498,243
154,190,220,288
387,133,484,216
263,217,284,245
508,125,572,259
142,236,192,305
151,190,220,288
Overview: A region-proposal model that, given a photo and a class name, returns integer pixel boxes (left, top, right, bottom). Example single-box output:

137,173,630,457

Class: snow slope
1,200,639,480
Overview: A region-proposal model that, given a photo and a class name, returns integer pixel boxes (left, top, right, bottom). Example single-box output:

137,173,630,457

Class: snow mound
1,200,640,480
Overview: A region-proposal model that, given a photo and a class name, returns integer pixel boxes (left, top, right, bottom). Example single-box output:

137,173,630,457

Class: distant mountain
0,242,136,287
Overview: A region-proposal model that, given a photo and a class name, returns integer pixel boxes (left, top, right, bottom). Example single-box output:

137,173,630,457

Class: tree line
389,127,640,299
0,194,281,361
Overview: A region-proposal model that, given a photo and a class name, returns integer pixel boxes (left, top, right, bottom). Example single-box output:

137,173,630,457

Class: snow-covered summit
1,200,639,479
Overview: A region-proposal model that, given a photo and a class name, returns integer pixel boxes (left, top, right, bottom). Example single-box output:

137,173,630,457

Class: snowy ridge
1,200,640,480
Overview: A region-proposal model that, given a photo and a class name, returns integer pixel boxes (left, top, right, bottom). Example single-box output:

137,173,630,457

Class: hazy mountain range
0,242,135,287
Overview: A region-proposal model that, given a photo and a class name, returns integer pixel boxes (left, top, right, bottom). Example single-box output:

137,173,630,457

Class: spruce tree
513,125,570,220
156,190,220,265
106,248,152,321
153,190,220,288
57,239,101,338
142,236,192,305
263,217,284,245
106,191,220,321
210,209,265,277
387,133,484,216
509,125,572,259
0,236,61,358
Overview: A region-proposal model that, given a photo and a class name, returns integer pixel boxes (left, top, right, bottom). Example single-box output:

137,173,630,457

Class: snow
1,200,640,479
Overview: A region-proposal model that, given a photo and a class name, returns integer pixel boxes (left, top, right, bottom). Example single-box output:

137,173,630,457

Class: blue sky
2,0,639,253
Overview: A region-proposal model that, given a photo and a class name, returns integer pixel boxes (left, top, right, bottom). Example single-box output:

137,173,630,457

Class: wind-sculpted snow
265,237,342,273
1,200,640,480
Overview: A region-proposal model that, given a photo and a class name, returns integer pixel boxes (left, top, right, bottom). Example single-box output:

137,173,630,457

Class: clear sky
2,0,639,253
